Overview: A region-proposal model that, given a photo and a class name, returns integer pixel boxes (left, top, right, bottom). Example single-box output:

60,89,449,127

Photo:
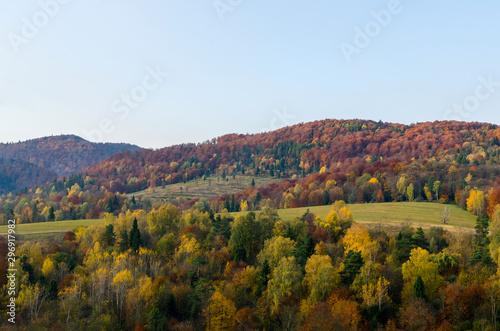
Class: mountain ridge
0,134,141,193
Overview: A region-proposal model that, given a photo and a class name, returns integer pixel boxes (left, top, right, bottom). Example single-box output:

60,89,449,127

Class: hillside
128,175,280,204
0,135,141,193
1,119,500,223
78,120,500,214
82,119,500,196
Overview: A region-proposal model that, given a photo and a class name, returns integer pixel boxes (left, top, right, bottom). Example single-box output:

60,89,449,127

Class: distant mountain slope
82,119,500,195
0,135,141,193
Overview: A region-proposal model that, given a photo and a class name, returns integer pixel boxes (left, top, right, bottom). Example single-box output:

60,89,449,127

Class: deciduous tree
205,291,237,331
267,256,302,314
303,254,339,304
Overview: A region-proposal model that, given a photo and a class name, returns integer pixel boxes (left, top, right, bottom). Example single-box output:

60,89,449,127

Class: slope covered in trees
4,119,500,329
82,119,500,195
3,201,500,329
0,135,141,193
2,119,500,224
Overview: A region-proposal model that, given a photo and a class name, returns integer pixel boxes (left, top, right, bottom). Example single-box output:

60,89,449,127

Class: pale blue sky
1,0,499,148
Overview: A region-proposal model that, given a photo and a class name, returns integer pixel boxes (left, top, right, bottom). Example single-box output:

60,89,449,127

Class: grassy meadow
229,202,478,235
0,218,104,235
128,175,280,203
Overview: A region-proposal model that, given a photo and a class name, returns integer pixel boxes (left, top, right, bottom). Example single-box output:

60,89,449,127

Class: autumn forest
2,119,500,330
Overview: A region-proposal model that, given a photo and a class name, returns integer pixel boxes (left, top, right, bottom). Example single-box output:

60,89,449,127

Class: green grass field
0,202,477,239
229,202,478,234
128,175,280,203
0,219,104,235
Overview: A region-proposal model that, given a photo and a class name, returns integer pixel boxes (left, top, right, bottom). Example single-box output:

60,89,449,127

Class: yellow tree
204,291,237,331
342,224,380,263
17,283,47,322
361,277,391,312
18,241,44,274
467,189,486,216
267,256,302,314
407,183,415,202
41,257,56,279
89,266,111,312
303,254,339,305
240,200,249,212
257,236,295,270
175,234,201,263
333,200,354,222
83,242,112,272
112,269,134,321
147,204,180,238
283,193,295,209
126,275,154,326
59,277,84,326
402,248,443,302
316,201,353,240
397,174,408,198
424,184,433,202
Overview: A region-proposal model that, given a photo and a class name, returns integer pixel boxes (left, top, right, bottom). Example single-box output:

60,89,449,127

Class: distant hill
83,119,500,195
0,135,141,193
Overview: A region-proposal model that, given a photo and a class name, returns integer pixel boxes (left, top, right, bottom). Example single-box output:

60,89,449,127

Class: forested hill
0,135,141,193
2,119,500,223
82,119,499,194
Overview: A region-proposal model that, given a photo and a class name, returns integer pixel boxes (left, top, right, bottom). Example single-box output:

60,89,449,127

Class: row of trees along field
3,202,500,329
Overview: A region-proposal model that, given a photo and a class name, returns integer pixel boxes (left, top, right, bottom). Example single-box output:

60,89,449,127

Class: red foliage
57,274,75,291
50,244,61,253
302,303,335,331
63,231,76,242
487,188,500,218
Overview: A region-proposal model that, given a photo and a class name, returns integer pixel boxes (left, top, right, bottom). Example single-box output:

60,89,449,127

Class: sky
1,0,500,149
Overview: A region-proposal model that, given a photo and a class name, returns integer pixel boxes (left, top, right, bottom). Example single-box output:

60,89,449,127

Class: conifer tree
340,250,364,285
396,231,415,262
130,217,142,252
413,227,429,250
48,206,55,221
118,230,129,251
293,234,315,268
471,214,493,265
413,275,426,300
256,259,271,296
102,224,116,246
